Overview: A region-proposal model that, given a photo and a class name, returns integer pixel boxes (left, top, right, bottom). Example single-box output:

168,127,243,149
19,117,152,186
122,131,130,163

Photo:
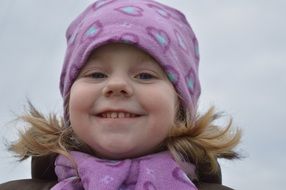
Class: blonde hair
9,100,241,179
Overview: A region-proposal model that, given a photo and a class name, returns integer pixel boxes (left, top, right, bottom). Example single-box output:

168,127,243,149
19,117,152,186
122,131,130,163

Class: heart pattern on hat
175,30,188,53
186,68,196,95
192,37,200,61
164,65,180,84
147,3,171,19
82,20,103,42
146,26,170,52
68,30,78,45
116,6,144,16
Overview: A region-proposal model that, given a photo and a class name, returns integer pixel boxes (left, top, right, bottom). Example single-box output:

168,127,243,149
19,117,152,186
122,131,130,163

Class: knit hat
60,0,201,122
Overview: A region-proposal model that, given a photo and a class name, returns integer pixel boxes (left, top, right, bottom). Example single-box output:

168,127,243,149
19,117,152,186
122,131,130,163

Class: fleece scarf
51,151,198,190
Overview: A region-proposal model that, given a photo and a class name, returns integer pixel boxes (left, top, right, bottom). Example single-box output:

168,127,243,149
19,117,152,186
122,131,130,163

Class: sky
0,0,285,189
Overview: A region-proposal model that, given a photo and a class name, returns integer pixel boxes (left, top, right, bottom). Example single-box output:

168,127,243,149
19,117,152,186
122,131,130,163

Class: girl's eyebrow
134,57,168,78
86,54,111,67
133,54,160,68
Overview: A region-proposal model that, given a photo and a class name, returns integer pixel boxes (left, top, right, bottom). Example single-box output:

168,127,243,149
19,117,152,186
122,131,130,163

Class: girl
0,0,241,189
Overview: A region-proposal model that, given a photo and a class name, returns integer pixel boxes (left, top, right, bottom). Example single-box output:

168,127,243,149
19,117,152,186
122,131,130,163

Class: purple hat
60,0,201,121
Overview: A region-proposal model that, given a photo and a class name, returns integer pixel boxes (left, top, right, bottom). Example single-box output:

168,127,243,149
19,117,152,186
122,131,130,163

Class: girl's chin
88,137,138,159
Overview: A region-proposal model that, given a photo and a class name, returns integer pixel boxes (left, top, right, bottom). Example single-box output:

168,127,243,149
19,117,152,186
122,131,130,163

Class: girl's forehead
88,43,155,63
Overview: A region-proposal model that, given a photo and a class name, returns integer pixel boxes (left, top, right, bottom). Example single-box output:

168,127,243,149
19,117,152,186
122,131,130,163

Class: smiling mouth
97,112,140,119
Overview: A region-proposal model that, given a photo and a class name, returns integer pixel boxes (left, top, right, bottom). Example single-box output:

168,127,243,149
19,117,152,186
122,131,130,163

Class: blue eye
135,73,156,80
89,72,107,79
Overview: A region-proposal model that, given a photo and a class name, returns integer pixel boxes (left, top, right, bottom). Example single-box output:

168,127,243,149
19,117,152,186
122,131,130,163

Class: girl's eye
135,72,156,80
88,72,107,79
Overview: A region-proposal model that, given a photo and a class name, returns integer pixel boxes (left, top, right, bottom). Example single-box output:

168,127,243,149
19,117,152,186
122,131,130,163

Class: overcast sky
0,0,285,189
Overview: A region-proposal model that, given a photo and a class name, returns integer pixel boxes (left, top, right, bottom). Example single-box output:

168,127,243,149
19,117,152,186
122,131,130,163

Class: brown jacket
0,155,233,190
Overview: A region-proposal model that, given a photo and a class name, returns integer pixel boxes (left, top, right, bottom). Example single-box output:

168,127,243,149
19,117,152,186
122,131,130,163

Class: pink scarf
51,151,198,190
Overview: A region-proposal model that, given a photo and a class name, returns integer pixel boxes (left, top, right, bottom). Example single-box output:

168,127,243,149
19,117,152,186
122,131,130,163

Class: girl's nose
102,76,133,98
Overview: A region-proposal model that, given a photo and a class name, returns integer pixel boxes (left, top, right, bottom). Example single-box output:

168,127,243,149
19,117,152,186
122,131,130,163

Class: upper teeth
100,112,137,118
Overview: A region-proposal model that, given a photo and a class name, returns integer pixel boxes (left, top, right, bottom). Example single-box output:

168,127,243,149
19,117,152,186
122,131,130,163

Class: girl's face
69,43,178,159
